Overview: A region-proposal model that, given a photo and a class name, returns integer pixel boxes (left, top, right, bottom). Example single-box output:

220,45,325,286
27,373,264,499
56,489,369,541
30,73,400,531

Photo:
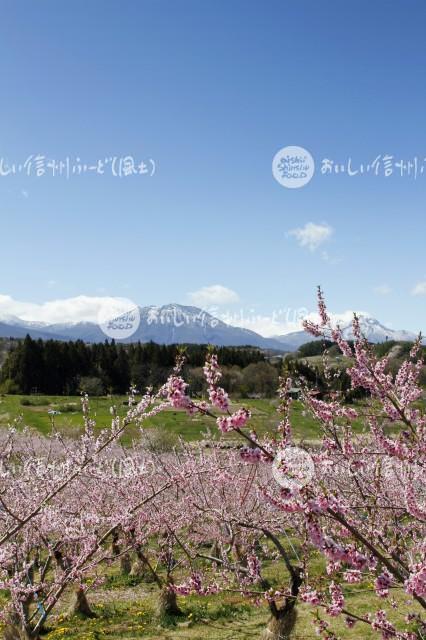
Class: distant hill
0,307,421,352
0,305,290,351
0,321,68,341
274,314,421,350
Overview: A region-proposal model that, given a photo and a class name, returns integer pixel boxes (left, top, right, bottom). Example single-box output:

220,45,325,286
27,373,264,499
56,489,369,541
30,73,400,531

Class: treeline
298,338,426,361
4,336,422,399
284,351,367,402
287,338,426,399
0,335,266,395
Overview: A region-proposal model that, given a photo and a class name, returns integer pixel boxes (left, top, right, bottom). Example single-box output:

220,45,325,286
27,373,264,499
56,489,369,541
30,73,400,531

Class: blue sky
1,0,425,334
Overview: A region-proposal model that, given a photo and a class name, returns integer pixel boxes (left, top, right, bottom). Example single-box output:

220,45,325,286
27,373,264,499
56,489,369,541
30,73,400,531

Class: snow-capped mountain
0,306,420,351
0,304,290,350
274,313,419,350
0,321,68,341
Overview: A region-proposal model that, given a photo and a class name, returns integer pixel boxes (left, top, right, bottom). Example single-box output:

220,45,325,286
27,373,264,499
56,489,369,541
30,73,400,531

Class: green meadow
0,394,324,444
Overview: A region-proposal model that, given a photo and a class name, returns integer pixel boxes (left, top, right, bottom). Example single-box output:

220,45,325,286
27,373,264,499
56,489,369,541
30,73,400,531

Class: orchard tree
0,365,189,639
164,288,426,640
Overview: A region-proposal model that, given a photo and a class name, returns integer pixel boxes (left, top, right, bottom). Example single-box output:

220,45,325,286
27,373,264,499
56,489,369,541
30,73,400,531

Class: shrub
20,396,51,406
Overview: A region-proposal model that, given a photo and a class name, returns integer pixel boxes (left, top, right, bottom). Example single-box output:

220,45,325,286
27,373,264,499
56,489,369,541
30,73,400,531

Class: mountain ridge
0,304,291,351
273,314,421,349
0,306,421,351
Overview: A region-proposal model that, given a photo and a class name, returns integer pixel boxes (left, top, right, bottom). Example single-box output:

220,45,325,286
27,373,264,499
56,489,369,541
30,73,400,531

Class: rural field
0,395,321,442
0,370,424,640
0,551,416,640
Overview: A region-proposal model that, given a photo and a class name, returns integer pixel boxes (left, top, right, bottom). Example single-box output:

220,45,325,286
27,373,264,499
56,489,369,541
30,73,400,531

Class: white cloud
0,294,138,325
218,311,305,337
218,308,372,338
188,285,240,308
0,293,374,339
304,309,371,327
287,222,333,252
374,284,392,296
412,281,426,296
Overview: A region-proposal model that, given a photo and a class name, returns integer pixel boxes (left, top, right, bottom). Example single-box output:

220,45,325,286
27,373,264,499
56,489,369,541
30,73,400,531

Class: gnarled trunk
3,613,38,640
3,626,34,640
111,530,131,575
111,531,121,557
120,553,132,575
261,607,297,640
261,566,302,640
130,559,155,582
156,585,182,618
4,587,40,640
134,547,162,585
71,586,96,618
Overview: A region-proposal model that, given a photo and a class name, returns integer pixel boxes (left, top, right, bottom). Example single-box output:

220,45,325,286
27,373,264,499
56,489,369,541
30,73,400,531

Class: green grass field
0,392,406,447
0,394,326,443
3,542,418,640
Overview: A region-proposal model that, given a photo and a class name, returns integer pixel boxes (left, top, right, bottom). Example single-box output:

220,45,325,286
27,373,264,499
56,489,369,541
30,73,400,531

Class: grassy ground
2,549,418,640
0,394,325,443
0,393,403,445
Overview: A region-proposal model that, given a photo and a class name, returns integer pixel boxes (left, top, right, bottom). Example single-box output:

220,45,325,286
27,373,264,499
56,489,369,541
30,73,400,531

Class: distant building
287,387,301,399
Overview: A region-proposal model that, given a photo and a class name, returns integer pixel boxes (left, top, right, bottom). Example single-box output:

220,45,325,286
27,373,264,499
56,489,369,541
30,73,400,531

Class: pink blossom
300,586,321,605
375,570,392,598
326,581,344,616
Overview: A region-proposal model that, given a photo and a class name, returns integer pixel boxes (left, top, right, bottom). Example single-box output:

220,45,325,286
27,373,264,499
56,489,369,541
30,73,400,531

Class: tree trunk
130,558,144,577
3,626,33,640
120,553,132,575
261,607,297,640
156,585,182,618
71,586,96,618
209,540,220,557
130,559,155,582
111,533,121,557
3,592,40,640
3,613,38,640
261,564,302,640
111,530,132,575
134,547,162,585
